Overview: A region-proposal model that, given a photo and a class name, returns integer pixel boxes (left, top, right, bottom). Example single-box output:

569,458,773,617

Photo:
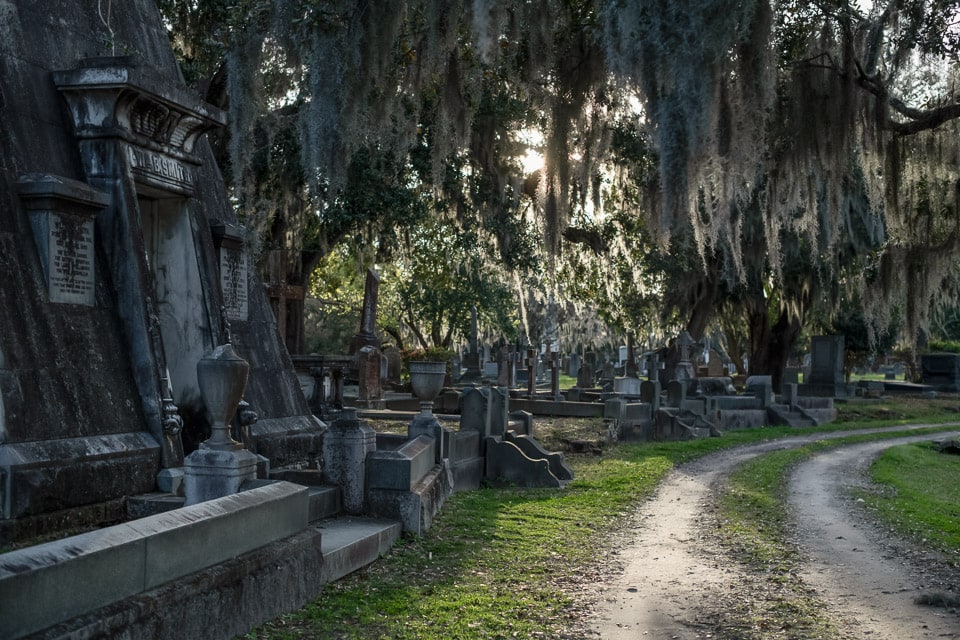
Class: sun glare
517,127,546,175
519,147,545,175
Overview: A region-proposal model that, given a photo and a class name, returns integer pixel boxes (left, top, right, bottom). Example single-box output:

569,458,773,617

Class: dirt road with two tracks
591,425,960,639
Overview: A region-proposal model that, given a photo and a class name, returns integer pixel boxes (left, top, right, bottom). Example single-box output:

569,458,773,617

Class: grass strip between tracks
247,400,960,639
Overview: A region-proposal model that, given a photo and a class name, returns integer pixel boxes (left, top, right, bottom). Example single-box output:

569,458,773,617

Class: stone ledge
0,481,308,639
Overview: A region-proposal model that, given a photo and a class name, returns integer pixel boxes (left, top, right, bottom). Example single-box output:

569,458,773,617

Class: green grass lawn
860,441,960,560
245,397,960,639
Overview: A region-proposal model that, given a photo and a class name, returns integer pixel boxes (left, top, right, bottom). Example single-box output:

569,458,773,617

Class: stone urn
408,360,447,416
196,343,250,450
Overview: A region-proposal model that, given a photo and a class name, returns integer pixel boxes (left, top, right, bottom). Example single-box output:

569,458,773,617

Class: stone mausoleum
0,1,323,542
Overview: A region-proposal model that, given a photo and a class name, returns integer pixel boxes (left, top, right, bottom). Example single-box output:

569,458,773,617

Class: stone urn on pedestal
409,361,447,417
184,344,260,505
407,360,448,462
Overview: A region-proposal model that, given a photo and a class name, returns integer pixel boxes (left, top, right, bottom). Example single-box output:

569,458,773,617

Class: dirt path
791,434,960,639
591,425,960,639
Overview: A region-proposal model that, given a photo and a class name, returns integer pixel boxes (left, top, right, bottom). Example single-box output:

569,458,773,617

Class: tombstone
459,306,482,382
921,353,960,391
211,224,250,324
624,333,639,377
614,377,642,397
526,348,538,398
707,349,725,377
350,268,381,354
782,366,800,385
489,386,510,437
357,345,385,409
19,175,107,307
666,380,686,407
807,336,844,384
647,352,662,382
383,346,403,386
584,351,598,373
600,360,616,382
576,364,594,388
696,377,735,396
673,331,698,381
782,382,799,407
460,385,492,438
543,346,559,400
745,375,774,407
322,408,376,514
568,353,582,378
641,380,661,412
799,335,848,397
496,346,511,387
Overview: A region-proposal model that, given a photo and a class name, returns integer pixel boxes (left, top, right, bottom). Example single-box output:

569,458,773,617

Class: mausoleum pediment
53,57,226,196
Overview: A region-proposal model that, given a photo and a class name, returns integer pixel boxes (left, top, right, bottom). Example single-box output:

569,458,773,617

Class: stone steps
768,404,817,428
307,486,341,522
267,468,343,523
317,516,403,583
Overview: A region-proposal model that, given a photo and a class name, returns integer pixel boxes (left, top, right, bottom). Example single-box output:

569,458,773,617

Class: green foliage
304,249,365,353
401,346,456,362
927,340,960,354
830,304,900,374
159,0,960,369
384,217,518,349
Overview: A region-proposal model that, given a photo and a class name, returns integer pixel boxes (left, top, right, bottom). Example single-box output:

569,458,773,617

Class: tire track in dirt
591,424,960,639
790,432,960,639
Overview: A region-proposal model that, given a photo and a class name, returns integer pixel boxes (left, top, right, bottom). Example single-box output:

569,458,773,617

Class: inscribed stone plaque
220,246,248,321
127,145,192,193
19,174,106,307
36,212,96,306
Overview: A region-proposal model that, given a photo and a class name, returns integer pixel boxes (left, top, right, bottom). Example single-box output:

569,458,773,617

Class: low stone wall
0,482,309,639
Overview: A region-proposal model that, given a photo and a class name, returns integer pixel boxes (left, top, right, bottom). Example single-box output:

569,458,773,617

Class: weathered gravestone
357,346,385,409
707,349,725,377
799,335,849,397
459,306,482,382
350,268,380,354
383,346,403,386
576,364,594,389
496,346,511,387
921,353,960,391
568,353,582,378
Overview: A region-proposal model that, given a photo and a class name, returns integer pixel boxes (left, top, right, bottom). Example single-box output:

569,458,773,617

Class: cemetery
1,1,959,638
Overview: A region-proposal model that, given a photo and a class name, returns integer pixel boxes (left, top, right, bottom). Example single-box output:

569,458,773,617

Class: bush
927,340,960,354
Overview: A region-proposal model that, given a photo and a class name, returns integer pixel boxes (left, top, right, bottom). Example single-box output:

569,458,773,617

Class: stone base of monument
183,448,259,506
322,409,376,515
797,382,855,397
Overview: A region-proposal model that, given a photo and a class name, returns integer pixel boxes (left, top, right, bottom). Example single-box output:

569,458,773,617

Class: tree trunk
746,300,803,391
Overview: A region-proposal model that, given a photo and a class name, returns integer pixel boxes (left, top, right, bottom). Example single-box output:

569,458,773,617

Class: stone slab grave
366,435,452,535
921,353,960,391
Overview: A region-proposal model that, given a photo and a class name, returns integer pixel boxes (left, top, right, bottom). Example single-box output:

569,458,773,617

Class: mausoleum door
138,194,213,418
